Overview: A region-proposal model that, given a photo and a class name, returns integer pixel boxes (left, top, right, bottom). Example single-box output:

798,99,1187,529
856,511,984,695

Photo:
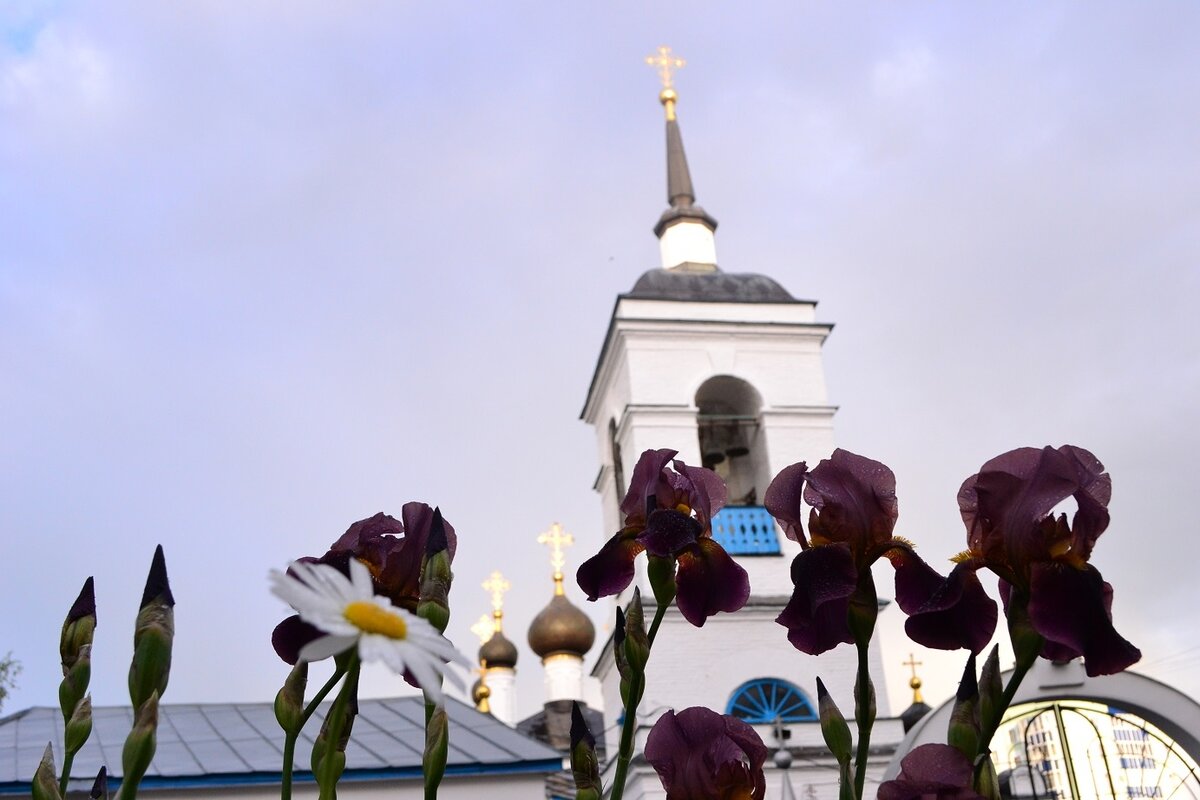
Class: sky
2,2,1198,725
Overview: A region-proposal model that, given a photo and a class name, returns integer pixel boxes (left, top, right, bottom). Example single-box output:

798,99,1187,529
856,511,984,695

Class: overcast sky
2,2,1197,723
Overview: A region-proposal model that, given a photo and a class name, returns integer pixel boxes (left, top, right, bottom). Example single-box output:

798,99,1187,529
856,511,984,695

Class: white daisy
270,559,469,704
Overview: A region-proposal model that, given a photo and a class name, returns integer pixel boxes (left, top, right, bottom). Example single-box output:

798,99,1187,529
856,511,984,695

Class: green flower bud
979,645,1003,736
31,743,62,800
274,662,308,736
622,588,650,676
60,577,96,674
65,695,94,755
612,607,631,682
117,692,159,800
90,766,108,800
948,654,980,759
646,554,676,607
59,655,91,724
128,547,174,709
418,510,453,634
569,702,601,800
816,677,853,766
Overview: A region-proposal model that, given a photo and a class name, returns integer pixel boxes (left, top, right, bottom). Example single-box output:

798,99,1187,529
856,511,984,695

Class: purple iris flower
272,504,455,665
576,448,749,627
765,449,996,655
644,707,767,800
878,744,985,800
906,445,1139,676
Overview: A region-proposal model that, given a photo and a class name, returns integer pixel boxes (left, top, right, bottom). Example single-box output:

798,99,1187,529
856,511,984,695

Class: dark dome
528,594,596,659
901,700,932,733
479,630,519,669
626,269,796,303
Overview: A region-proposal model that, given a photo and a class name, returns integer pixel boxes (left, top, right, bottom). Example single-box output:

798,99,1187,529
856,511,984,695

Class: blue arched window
726,679,817,724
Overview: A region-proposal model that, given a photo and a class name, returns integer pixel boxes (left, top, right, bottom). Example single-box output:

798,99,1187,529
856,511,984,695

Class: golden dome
527,593,596,659
479,629,518,670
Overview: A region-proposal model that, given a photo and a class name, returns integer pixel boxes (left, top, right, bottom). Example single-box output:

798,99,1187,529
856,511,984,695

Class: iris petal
576,533,645,601
775,544,858,654
674,538,750,627
1027,562,1140,676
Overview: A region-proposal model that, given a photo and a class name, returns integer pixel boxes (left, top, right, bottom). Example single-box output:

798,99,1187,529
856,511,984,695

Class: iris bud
32,744,62,800
948,654,980,759
979,645,1003,736
418,508,453,634
117,691,159,800
128,547,174,709
274,662,308,736
622,589,650,676
60,577,96,674
65,696,93,755
90,767,108,800
569,702,601,800
816,677,853,766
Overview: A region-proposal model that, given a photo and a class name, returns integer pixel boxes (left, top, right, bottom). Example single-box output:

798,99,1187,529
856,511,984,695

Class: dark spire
653,91,718,238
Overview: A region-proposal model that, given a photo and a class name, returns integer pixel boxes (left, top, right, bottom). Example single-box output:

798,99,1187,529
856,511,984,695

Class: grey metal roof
0,697,562,793
626,268,798,303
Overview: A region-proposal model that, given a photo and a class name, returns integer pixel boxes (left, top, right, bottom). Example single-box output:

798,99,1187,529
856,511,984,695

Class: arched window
695,376,763,506
726,679,817,724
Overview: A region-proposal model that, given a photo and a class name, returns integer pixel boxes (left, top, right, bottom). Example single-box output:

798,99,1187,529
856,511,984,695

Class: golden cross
482,570,511,629
470,614,494,646
645,45,686,89
902,653,923,680
537,522,574,594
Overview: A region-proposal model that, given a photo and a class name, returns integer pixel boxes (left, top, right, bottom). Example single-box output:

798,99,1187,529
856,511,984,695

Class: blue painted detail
726,679,817,724
710,506,780,555
0,760,565,795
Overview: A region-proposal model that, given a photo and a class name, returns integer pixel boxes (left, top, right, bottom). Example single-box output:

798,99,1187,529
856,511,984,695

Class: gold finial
537,522,575,596
474,659,492,713
470,614,494,646
482,570,511,631
645,45,685,121
903,653,925,704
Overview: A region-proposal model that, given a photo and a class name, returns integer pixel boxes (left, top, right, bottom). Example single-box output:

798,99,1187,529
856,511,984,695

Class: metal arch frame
885,659,1200,784
725,678,817,724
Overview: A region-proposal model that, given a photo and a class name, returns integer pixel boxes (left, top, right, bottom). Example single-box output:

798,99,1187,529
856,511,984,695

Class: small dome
479,630,518,670
528,593,596,659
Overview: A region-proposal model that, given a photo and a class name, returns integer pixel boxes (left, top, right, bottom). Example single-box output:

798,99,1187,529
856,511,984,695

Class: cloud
871,46,933,100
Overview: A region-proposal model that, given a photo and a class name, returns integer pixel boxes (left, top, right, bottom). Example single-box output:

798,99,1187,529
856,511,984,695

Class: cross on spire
537,522,574,595
482,570,511,631
646,46,686,121
903,653,925,704
470,614,494,646
902,653,923,679
645,45,686,89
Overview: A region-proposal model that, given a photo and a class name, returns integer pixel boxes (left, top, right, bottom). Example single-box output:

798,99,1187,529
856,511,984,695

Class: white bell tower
579,49,892,775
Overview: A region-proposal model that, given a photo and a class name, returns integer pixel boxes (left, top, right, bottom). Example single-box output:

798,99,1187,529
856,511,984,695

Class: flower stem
609,600,669,800
852,640,874,800
280,665,346,800
57,750,76,796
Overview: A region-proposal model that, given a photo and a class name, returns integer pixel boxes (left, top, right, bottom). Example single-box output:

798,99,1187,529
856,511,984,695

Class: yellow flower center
343,601,408,639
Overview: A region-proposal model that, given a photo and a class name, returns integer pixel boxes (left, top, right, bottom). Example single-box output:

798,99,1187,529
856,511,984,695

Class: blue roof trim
0,759,564,795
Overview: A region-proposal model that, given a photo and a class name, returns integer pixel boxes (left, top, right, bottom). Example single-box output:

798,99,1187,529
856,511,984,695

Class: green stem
57,750,76,796
280,666,347,800
609,601,670,800
852,640,873,800
317,656,360,800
